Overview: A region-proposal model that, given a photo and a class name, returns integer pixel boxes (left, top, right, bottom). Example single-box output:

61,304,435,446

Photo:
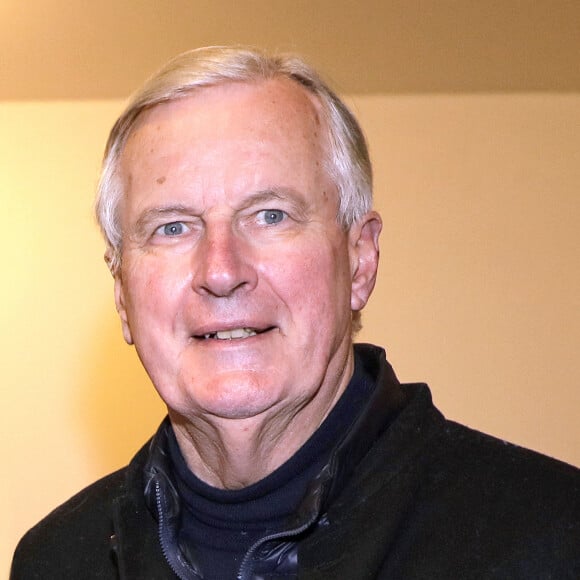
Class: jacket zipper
236,511,319,580
155,480,201,580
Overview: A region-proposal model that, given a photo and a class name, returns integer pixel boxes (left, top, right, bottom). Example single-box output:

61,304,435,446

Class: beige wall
2,94,579,574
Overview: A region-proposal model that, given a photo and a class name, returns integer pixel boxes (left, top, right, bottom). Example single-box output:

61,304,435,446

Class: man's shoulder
389,382,579,493
439,417,579,493
11,444,150,579
396,383,577,518
421,418,579,575
398,386,580,509
32,466,128,531
320,384,579,578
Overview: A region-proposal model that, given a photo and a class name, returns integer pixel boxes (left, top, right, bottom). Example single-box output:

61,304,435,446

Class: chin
172,370,284,421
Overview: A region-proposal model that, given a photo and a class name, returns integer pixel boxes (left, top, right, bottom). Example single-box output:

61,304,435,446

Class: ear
104,248,117,277
113,271,134,345
348,211,382,312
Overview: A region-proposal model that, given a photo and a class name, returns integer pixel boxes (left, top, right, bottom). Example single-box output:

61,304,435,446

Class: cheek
264,241,351,316
123,258,190,326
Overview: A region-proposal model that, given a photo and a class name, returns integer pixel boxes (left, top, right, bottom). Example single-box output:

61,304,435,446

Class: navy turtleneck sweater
166,352,375,579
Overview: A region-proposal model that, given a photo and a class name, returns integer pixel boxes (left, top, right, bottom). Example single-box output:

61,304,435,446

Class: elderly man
12,47,579,579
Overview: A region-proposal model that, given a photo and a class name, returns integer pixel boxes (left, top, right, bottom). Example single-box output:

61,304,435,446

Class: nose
192,223,257,297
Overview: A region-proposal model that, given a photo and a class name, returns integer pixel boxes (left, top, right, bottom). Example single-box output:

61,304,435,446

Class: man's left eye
155,222,189,236
259,209,286,225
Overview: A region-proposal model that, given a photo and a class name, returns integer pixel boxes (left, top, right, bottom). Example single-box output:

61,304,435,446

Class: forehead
116,78,336,219
121,78,328,166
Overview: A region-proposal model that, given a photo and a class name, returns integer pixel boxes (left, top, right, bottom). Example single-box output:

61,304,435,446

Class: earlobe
114,274,134,345
349,211,382,312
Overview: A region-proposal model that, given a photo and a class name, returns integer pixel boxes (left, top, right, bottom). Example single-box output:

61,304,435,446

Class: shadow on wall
75,308,166,475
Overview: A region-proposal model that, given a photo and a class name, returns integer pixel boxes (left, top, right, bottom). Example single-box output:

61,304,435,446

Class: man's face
115,79,379,423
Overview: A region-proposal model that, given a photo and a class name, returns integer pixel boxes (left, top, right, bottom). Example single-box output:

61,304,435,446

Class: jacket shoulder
432,420,579,576
394,383,579,500
405,413,580,577
439,418,579,494
315,385,579,579
11,467,129,579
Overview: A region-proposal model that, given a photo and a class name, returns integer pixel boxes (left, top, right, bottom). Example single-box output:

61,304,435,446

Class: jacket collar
293,344,407,521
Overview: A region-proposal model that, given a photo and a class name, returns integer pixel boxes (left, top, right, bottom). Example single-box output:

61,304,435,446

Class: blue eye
156,222,187,236
260,209,286,225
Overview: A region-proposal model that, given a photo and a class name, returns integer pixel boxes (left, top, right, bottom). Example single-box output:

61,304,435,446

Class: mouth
194,327,275,341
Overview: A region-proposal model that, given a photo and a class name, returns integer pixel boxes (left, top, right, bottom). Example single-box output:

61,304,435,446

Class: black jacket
11,345,580,579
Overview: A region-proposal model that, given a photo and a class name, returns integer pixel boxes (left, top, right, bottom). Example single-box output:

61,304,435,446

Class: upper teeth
205,328,258,340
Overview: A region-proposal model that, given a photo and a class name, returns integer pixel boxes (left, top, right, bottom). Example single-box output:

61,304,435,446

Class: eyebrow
237,188,305,210
131,204,198,237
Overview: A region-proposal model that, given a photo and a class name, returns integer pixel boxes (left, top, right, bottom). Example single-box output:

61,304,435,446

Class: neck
169,354,354,489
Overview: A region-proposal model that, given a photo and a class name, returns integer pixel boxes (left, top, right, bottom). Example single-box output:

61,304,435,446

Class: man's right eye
155,222,189,236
